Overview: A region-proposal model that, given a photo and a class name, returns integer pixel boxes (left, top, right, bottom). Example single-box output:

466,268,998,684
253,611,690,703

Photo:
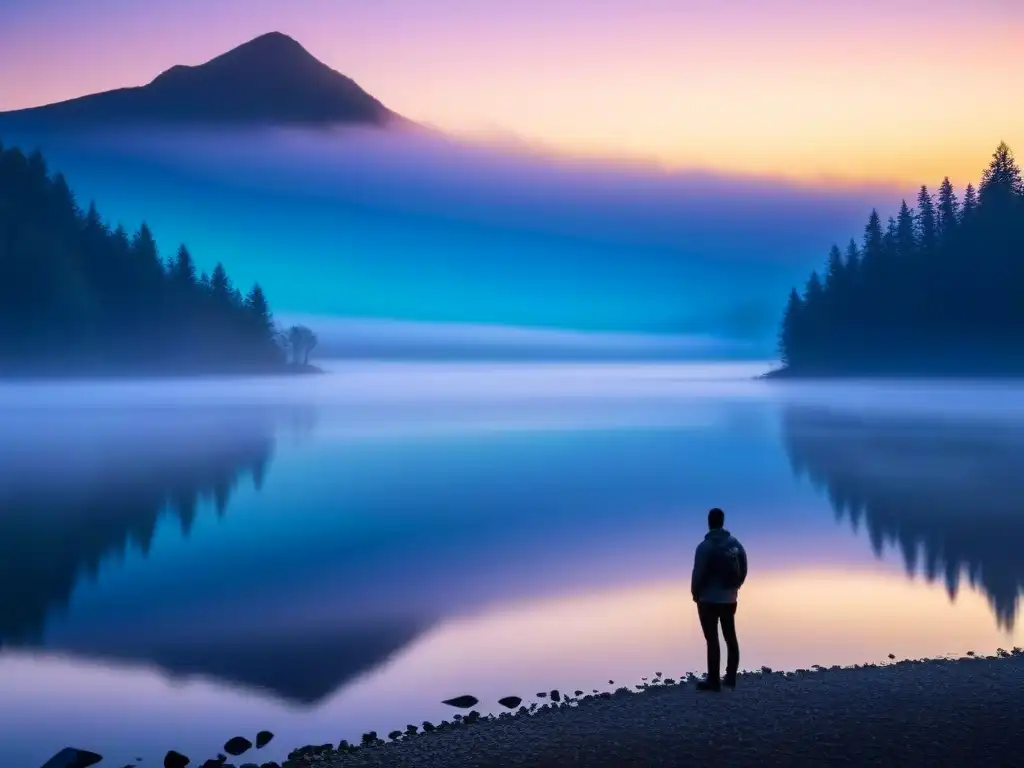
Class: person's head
708,507,725,530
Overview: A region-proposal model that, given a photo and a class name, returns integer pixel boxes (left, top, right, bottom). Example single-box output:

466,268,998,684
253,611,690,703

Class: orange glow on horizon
1,1,1022,187
359,565,1022,699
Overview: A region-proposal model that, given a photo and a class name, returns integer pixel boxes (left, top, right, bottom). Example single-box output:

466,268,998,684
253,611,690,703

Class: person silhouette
690,507,748,691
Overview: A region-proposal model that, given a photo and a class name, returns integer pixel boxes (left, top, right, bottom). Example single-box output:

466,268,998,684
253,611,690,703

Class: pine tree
171,245,197,287
861,209,885,273
961,183,978,224
804,270,824,302
936,177,959,246
778,287,804,366
130,222,164,287
131,222,158,262
882,216,898,258
979,141,1024,207
824,244,845,293
896,200,916,259
916,185,937,255
26,150,48,195
50,173,79,220
844,238,861,280
244,283,274,336
209,262,232,304
112,223,130,252
83,202,105,237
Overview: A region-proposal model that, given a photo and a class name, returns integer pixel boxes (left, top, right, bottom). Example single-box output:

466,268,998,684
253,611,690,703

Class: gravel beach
282,653,1024,768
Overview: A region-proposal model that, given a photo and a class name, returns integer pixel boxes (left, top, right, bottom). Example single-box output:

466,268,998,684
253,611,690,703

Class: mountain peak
148,31,328,88
246,30,302,47
202,31,314,67
0,32,403,129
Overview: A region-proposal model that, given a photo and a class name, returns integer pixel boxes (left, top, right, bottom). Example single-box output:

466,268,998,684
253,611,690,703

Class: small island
770,142,1024,378
0,141,317,377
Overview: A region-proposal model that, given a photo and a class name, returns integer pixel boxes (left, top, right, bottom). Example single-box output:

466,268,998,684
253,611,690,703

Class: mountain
0,32,404,129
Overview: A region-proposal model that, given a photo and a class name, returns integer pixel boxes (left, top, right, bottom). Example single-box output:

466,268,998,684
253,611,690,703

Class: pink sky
2,0,1022,184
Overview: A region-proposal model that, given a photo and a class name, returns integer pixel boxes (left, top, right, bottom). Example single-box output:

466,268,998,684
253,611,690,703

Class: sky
2,0,1022,186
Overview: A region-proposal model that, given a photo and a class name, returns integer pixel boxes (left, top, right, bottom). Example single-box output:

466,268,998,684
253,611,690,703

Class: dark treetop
775,142,1024,376
0,141,294,376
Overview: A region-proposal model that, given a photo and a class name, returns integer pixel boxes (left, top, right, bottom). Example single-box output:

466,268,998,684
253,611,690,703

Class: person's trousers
697,600,739,682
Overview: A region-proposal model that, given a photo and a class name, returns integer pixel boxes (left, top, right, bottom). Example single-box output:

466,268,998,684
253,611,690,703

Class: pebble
315,655,1024,767
71,654,1024,768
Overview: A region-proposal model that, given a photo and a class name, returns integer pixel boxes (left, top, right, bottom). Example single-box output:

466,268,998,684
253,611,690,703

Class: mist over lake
0,125,906,355
1,362,1021,767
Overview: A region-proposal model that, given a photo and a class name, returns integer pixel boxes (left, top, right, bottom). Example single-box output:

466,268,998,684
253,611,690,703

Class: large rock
255,731,275,749
441,695,478,708
39,749,103,768
164,750,190,768
224,736,253,756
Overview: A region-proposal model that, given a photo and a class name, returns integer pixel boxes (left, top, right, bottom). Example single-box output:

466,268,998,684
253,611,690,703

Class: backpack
710,539,744,590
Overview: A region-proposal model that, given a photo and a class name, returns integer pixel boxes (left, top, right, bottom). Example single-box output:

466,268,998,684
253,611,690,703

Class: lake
2,361,1023,767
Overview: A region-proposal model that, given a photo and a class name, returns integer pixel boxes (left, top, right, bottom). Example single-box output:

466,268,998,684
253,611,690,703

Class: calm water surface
2,361,1023,767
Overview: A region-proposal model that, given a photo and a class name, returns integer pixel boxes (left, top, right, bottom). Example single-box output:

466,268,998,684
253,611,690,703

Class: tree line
0,141,317,375
778,142,1024,375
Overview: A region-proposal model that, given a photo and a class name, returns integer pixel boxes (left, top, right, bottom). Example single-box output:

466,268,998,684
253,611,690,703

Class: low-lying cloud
64,124,899,261
277,314,761,361
1,124,910,348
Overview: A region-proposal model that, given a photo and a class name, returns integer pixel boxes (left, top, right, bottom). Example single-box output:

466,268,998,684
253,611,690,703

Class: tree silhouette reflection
782,406,1024,630
0,406,303,646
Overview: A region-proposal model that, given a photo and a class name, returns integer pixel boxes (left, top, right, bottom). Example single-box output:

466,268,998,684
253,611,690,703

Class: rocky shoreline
45,651,1024,768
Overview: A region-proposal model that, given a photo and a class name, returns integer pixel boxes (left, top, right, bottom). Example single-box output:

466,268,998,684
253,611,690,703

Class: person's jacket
691,528,748,604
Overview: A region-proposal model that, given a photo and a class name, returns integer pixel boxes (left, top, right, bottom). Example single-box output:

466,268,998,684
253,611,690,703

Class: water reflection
782,405,1024,630
3,378,1024,766
24,414,773,709
0,406,302,648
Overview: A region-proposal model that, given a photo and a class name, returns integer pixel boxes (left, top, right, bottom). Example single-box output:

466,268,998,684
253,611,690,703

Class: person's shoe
723,674,737,689
695,679,721,692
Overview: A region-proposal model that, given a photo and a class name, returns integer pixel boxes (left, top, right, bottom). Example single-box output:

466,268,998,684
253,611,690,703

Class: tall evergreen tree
916,185,937,255
979,141,1024,207
861,209,885,277
896,201,916,259
882,216,899,260
936,177,959,246
778,288,804,367
245,283,273,336
209,262,232,304
112,224,130,253
824,244,845,293
83,202,105,237
961,183,978,224
131,222,160,268
171,244,197,287
844,238,861,279
804,270,824,305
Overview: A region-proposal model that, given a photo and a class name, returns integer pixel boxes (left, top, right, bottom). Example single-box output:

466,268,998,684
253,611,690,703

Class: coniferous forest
777,142,1024,376
0,141,299,376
